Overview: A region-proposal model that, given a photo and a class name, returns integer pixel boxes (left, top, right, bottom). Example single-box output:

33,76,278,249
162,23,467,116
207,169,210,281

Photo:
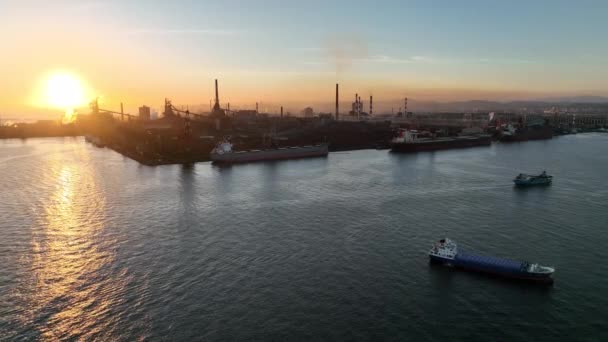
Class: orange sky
2,1,607,119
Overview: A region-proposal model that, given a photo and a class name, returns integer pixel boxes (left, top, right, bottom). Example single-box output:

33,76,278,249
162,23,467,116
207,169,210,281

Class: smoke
322,34,368,76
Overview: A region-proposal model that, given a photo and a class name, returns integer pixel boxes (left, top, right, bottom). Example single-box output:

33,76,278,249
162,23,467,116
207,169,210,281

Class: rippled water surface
1,135,607,341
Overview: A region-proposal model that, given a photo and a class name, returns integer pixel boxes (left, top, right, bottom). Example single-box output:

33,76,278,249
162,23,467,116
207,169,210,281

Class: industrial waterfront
1,134,607,341
2,80,608,166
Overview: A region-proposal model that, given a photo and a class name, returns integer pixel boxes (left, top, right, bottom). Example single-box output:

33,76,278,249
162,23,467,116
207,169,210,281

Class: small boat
429,238,555,284
513,171,552,186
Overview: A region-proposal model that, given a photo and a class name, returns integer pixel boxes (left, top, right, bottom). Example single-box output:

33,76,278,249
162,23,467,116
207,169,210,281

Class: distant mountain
403,98,608,113
534,96,608,103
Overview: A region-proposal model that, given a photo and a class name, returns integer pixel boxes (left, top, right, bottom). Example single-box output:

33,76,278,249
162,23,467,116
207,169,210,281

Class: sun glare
44,72,86,110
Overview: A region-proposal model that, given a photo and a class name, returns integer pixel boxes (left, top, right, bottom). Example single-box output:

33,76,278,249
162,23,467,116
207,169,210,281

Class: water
1,135,607,341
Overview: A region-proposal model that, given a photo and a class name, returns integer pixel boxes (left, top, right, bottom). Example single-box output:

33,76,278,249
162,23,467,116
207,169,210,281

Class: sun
44,72,86,109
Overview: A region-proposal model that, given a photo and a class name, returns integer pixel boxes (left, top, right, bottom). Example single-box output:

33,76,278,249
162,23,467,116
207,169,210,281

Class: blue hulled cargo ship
429,238,555,284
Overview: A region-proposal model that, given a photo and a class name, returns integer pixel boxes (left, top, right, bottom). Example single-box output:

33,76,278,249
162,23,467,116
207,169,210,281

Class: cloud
322,35,369,74
363,55,445,64
366,55,536,65
292,47,324,52
127,28,237,36
68,2,109,13
298,54,443,68
477,58,536,65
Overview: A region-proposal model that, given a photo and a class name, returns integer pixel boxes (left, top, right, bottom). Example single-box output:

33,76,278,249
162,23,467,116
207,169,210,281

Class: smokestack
214,79,219,106
120,102,124,121
281,106,284,118
256,102,259,113
369,96,373,116
335,83,339,120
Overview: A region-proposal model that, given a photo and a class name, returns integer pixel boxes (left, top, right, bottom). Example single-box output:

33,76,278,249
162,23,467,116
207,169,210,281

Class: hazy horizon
2,0,608,119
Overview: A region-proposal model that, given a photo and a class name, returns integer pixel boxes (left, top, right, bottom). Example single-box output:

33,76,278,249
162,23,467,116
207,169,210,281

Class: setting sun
44,72,86,109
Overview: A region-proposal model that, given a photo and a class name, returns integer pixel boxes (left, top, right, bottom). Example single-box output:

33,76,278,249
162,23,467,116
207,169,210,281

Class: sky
1,0,608,118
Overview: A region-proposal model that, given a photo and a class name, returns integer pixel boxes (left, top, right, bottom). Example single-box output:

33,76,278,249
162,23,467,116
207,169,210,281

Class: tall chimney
281,106,284,118
214,79,219,107
120,102,124,121
256,102,259,113
335,83,339,120
369,95,373,116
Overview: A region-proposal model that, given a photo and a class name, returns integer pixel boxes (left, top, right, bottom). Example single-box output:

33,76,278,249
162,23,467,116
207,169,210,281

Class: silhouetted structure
303,107,314,118
335,83,339,120
139,106,151,121
211,79,226,117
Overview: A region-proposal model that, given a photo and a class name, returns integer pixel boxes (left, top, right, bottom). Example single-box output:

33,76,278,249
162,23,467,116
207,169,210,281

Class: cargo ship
499,123,553,142
210,139,328,164
390,129,491,153
429,238,555,284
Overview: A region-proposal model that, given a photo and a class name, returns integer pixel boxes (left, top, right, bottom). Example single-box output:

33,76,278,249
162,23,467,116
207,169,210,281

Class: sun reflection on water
25,157,119,340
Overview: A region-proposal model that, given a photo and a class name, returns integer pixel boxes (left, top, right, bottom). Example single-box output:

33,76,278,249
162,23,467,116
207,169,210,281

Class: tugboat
210,138,328,164
429,238,555,284
513,171,552,186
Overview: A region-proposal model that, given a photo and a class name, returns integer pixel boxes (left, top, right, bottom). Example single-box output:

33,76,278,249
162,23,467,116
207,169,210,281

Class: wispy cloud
301,61,327,66
367,55,536,65
292,47,324,53
300,46,538,70
298,54,443,68
127,28,238,36
68,2,109,13
363,55,447,64
477,58,537,65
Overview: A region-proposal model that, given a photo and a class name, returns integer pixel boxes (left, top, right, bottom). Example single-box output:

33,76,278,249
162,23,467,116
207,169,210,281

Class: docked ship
390,129,491,153
429,238,555,284
499,122,553,142
210,139,328,164
85,135,105,148
513,171,552,186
